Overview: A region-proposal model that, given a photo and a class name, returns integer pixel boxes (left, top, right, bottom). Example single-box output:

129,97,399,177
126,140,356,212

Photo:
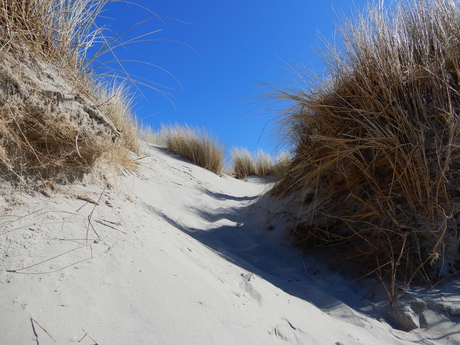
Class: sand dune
1,143,458,344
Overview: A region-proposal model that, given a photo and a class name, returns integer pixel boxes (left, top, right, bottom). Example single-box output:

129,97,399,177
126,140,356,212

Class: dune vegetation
156,123,224,175
273,0,460,297
3,0,460,321
0,0,139,187
230,148,291,180
0,0,279,184
141,125,289,179
230,148,257,179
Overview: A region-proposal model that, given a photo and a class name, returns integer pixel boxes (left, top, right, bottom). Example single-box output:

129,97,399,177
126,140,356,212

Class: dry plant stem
75,195,98,213
1,208,45,224
95,219,126,234
86,186,106,243
30,317,56,343
104,238,120,253
389,234,407,305
6,244,91,273
78,329,99,344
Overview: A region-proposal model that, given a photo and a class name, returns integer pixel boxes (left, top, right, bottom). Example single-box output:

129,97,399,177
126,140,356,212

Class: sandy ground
1,143,459,344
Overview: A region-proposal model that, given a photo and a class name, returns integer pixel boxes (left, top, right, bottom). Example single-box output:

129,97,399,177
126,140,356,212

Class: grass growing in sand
157,123,224,175
0,0,140,187
230,148,291,180
273,0,460,298
230,148,257,179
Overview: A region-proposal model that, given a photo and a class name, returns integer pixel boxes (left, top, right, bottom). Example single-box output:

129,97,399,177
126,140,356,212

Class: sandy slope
0,144,458,344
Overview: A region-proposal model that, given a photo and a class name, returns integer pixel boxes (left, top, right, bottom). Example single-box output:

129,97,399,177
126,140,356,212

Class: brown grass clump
162,124,224,174
271,151,292,180
274,0,460,294
95,82,140,154
231,148,289,179
0,0,140,187
254,149,275,177
231,148,257,179
0,0,106,69
138,124,166,146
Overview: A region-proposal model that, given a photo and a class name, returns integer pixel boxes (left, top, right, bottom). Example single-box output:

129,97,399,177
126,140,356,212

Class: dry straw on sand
274,0,460,298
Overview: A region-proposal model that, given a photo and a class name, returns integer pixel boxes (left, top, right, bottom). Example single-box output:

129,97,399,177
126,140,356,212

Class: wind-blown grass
161,124,224,174
273,0,460,296
0,0,107,68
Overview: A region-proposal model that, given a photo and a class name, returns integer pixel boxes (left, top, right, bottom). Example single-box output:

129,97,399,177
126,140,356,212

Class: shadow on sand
159,190,381,320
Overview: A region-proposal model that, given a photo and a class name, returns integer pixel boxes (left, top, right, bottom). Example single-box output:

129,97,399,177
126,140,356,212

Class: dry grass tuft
162,124,224,174
271,151,292,180
95,82,140,154
0,0,106,69
138,124,166,146
231,148,257,179
0,0,141,187
274,0,460,295
254,149,274,177
231,148,289,180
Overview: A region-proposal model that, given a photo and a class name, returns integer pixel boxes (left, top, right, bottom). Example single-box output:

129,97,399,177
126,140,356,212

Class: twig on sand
6,244,91,273
86,187,106,243
1,208,45,224
95,219,126,234
78,329,99,344
104,238,120,253
30,317,56,343
76,194,99,213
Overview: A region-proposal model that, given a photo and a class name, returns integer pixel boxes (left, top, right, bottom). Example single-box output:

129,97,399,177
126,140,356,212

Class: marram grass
231,148,291,180
273,0,460,297
161,123,224,175
0,0,141,187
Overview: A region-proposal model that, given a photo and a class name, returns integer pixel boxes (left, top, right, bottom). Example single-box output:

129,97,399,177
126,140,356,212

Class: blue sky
94,0,369,156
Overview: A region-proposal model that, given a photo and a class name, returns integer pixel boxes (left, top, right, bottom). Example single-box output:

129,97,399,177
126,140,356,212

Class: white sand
1,143,459,344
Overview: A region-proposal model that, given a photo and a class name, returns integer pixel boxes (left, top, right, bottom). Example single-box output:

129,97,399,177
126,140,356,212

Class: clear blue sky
94,0,370,156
